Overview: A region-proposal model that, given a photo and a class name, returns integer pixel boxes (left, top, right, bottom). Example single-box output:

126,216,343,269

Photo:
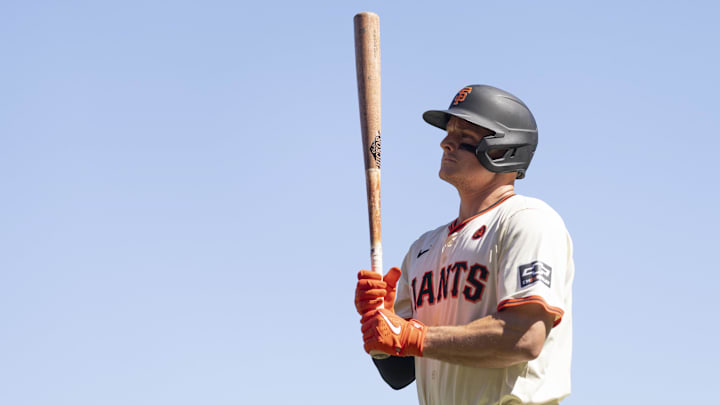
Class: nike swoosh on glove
361,308,426,357
354,267,401,316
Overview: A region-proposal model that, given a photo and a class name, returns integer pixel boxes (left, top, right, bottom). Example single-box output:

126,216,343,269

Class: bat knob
370,350,390,359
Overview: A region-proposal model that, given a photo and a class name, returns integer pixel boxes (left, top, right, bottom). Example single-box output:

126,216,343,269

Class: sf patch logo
452,86,473,105
472,225,486,240
518,261,552,288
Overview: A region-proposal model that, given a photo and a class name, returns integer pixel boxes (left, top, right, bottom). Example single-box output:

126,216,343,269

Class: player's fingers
356,295,384,313
356,299,383,314
383,267,401,288
355,287,386,300
356,279,386,292
381,268,401,311
355,294,384,305
360,324,378,341
383,297,395,312
355,294,384,308
357,270,382,280
355,283,386,312
357,296,383,305
361,319,375,334
362,324,383,343
360,310,379,326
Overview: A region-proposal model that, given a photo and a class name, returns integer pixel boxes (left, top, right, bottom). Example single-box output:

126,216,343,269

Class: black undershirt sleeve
372,355,415,390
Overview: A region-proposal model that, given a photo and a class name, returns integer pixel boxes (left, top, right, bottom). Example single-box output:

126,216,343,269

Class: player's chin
439,161,451,175
438,167,457,184
438,167,448,181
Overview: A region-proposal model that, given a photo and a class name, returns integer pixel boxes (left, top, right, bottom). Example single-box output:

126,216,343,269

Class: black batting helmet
423,84,538,179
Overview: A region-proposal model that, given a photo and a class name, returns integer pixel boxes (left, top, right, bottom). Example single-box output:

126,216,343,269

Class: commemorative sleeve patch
518,261,552,288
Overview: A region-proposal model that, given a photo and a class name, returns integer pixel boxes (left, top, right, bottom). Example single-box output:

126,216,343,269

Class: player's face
439,117,499,188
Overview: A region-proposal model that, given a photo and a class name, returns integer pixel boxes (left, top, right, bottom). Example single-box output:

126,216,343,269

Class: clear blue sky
2,1,718,404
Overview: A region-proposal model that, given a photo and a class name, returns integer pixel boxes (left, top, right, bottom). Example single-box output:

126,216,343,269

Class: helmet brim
422,109,499,134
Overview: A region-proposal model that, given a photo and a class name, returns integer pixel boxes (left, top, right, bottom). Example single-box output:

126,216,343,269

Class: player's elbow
514,325,548,361
518,340,544,361
499,304,555,361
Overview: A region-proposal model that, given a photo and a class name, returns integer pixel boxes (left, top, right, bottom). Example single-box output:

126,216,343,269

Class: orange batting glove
361,308,426,357
354,267,402,316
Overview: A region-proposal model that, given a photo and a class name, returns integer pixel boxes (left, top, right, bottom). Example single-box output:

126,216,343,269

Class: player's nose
440,133,458,152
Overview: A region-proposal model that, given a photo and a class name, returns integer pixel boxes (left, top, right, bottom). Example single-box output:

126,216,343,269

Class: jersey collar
447,194,515,235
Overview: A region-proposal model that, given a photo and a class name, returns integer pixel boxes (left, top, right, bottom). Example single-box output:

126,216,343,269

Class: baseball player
354,85,574,405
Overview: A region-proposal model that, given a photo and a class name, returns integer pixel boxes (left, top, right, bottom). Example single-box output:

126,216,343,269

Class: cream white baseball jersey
394,194,574,405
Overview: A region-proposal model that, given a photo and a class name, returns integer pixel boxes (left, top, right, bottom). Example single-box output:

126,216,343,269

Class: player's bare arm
361,300,555,368
422,303,555,368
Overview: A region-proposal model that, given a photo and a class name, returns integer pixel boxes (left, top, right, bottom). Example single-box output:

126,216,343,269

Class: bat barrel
354,12,382,173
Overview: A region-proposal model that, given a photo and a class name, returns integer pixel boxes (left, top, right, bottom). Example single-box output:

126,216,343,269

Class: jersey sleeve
496,208,570,327
394,249,414,320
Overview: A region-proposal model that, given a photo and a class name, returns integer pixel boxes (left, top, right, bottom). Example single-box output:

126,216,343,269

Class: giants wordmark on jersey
410,261,489,310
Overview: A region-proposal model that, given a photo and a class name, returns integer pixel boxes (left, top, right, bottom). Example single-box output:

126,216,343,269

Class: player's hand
354,267,402,316
361,308,426,357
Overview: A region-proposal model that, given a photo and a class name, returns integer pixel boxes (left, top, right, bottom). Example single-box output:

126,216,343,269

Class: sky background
2,1,719,404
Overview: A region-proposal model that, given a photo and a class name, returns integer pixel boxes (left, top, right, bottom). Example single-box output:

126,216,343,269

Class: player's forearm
421,312,545,368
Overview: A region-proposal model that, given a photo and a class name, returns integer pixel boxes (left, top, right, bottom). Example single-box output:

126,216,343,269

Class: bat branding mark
370,133,381,168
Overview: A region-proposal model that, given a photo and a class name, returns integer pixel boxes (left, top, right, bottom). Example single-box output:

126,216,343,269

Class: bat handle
370,242,383,280
369,243,390,359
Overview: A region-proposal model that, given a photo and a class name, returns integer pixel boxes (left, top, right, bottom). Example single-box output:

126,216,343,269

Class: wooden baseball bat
354,12,388,360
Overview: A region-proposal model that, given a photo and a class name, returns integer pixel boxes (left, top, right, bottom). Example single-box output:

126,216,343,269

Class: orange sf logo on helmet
452,86,473,105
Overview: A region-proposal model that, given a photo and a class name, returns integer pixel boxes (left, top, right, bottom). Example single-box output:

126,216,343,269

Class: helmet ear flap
475,134,537,176
487,147,511,160
500,148,518,160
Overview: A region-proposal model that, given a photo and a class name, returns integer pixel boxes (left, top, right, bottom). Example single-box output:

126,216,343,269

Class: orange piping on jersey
447,194,516,235
497,295,565,327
